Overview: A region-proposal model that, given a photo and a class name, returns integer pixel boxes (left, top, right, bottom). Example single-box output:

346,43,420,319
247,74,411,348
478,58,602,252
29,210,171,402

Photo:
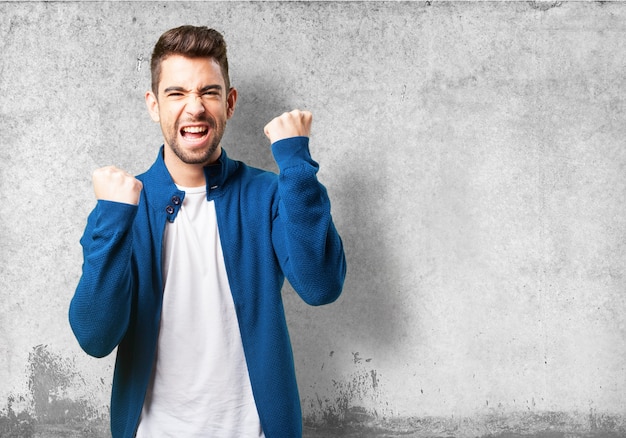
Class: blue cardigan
69,137,346,437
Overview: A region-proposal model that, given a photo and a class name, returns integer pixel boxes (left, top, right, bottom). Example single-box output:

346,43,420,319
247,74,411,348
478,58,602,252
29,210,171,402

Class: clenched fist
263,109,312,144
92,166,143,205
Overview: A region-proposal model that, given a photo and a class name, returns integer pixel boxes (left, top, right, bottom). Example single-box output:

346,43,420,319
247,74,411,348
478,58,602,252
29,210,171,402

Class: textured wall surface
1,1,626,437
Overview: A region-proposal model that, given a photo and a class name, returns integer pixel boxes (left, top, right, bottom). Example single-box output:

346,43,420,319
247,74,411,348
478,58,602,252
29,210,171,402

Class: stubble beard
167,117,226,165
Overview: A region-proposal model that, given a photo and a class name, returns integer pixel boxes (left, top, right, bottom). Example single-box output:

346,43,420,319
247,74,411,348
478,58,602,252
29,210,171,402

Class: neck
163,148,220,188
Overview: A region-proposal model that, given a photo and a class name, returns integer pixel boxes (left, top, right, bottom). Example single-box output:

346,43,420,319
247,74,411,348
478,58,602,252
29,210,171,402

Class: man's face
146,55,236,168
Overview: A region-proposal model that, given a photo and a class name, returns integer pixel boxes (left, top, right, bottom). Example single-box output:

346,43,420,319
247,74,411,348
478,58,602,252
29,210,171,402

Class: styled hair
150,25,230,95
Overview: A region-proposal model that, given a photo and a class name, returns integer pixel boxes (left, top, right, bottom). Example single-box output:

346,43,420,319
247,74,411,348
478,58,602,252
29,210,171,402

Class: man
69,25,346,438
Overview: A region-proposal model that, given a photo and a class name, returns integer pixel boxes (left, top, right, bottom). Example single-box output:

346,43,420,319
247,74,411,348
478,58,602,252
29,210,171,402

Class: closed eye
163,87,186,99
162,85,223,99
200,85,222,97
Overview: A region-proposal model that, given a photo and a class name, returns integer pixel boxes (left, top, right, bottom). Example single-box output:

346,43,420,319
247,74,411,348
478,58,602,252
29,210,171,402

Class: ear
145,90,160,123
226,87,238,119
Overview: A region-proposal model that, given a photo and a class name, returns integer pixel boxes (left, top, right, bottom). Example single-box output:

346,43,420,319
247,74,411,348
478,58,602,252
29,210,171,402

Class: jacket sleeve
271,136,347,305
69,200,138,358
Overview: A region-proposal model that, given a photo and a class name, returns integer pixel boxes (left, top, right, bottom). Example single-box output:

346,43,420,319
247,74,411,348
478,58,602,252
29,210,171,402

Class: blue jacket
69,137,346,437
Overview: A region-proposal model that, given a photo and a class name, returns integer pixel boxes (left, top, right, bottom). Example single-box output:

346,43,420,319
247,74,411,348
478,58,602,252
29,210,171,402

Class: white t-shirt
136,186,264,438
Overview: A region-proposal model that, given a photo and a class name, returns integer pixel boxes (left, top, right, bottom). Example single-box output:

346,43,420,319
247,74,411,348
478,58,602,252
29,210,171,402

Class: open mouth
180,125,209,142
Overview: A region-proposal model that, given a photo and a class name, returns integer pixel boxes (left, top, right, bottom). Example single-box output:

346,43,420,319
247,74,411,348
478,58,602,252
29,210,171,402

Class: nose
185,93,205,116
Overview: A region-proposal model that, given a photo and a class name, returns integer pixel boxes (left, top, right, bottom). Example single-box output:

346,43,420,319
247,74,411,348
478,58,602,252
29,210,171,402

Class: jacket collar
140,146,239,222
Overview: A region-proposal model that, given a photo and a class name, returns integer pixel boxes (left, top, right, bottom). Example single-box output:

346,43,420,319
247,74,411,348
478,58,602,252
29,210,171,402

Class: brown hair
150,25,230,95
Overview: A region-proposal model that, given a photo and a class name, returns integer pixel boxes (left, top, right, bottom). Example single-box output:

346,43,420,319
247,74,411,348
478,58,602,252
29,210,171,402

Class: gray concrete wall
1,1,625,437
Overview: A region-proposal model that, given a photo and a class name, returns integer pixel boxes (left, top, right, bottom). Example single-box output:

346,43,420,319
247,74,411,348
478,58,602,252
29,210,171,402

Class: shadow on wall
298,165,411,431
232,71,408,353
222,74,292,172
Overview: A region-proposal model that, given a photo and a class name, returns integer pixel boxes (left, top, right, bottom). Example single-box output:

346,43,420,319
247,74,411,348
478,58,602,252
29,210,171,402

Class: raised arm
266,110,347,305
69,167,143,358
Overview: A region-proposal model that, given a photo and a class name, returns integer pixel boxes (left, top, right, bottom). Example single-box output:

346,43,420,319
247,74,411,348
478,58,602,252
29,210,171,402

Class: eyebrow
163,85,223,94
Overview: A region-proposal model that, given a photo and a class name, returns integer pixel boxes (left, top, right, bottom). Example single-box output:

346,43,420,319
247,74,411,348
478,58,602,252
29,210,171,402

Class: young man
69,25,346,438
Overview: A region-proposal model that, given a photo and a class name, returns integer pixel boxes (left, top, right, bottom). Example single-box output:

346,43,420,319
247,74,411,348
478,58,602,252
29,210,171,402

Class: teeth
182,126,207,133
